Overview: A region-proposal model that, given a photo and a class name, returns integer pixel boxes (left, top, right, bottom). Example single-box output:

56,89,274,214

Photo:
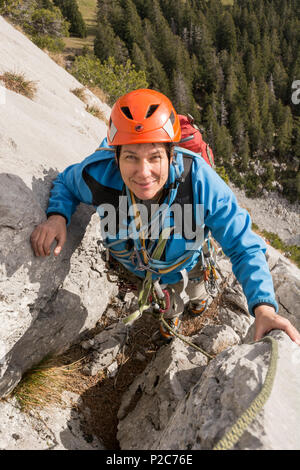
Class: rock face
117,337,208,450
81,322,128,376
152,331,300,450
118,330,300,450
230,184,300,246
271,258,300,331
117,250,300,450
0,16,117,398
0,394,105,450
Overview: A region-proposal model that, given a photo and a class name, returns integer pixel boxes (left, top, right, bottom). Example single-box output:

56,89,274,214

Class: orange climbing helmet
107,88,181,146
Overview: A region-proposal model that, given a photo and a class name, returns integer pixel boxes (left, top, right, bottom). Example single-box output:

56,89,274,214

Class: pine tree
273,60,289,102
217,11,237,54
239,132,250,172
247,79,264,152
172,71,193,116
121,0,144,51
94,23,129,64
247,11,260,46
276,106,293,157
53,0,87,38
262,161,275,191
229,108,245,149
225,63,238,105
131,43,147,72
143,40,170,96
263,113,275,151
244,44,259,81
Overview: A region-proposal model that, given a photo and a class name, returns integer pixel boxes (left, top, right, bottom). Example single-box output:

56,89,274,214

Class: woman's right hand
30,214,67,257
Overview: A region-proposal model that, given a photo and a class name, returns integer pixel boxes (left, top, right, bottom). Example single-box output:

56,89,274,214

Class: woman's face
118,143,170,200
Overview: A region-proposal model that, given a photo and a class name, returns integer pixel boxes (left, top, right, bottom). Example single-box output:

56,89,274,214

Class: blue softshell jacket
47,138,278,316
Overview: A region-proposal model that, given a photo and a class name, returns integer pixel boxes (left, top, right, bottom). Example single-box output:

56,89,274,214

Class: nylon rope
212,335,278,450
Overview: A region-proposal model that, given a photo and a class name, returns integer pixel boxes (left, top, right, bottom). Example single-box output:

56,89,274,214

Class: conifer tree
143,40,170,96
121,0,144,51
247,79,264,152
276,106,293,157
263,113,275,151
229,108,245,149
53,0,87,38
131,43,147,72
239,132,250,172
94,23,128,64
217,11,237,55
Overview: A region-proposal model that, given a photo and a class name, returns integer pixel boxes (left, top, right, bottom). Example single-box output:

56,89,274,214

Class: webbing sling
122,226,173,325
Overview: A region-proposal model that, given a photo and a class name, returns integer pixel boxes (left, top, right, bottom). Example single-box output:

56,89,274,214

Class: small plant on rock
12,356,84,411
0,71,37,100
71,86,88,103
85,105,108,124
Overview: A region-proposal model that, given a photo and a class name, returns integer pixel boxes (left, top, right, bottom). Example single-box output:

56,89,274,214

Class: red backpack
178,114,215,167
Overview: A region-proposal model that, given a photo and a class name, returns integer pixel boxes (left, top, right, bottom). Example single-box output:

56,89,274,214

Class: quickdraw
148,287,171,318
201,243,219,296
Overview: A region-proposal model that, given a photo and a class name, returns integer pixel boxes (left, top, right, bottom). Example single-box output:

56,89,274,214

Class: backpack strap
173,154,196,233
206,145,214,167
82,169,123,206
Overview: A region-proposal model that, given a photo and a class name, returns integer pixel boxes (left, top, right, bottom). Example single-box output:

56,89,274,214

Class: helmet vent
121,106,134,120
145,104,159,118
169,111,175,124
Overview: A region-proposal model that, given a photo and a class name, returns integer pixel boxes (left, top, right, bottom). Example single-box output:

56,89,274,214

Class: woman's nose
137,159,151,176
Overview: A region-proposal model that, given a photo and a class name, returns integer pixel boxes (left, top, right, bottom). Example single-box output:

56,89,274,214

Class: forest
92,0,300,200
1,0,300,200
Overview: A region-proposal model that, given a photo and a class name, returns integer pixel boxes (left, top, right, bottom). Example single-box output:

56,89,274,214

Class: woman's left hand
254,305,300,346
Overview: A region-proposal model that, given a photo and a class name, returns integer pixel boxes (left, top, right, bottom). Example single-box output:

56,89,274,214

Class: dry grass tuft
71,86,88,103
85,104,108,124
87,85,108,104
0,71,37,100
48,52,66,68
12,355,85,411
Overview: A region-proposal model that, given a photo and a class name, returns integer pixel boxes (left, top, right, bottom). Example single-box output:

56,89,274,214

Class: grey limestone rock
117,337,208,450
191,324,241,356
82,322,127,376
0,394,105,450
218,307,254,341
152,331,300,450
271,258,300,331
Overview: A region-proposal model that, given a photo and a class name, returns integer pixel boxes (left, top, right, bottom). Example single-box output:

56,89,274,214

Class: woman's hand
30,215,67,257
254,304,300,346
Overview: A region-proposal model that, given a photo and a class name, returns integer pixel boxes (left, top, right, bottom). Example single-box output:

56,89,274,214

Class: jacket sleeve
46,161,93,225
196,163,278,316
